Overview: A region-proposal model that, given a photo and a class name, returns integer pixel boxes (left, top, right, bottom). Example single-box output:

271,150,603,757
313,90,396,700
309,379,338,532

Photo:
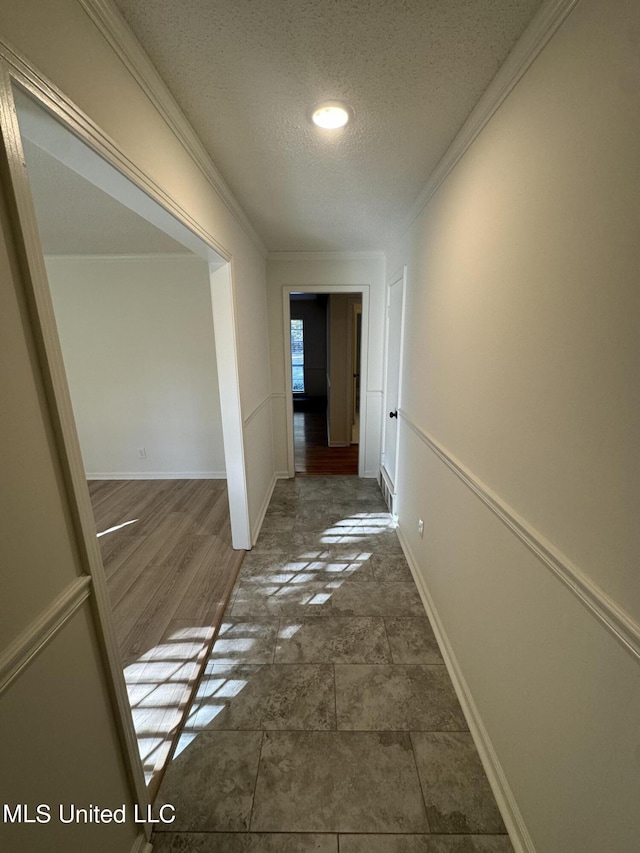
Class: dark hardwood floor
294,404,359,475
89,478,244,795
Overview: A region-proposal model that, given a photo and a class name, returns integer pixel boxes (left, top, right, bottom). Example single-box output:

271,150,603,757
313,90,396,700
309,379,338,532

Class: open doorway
10,85,249,796
288,291,363,475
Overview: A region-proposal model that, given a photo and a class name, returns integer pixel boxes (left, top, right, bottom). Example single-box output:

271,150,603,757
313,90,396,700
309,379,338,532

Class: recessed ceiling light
311,101,351,129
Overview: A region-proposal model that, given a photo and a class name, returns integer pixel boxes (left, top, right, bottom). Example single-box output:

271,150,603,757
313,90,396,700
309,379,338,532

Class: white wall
46,254,226,478
267,254,385,476
386,0,640,850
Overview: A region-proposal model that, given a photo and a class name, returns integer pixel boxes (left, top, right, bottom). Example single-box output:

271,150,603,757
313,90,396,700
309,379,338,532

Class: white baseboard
86,471,226,480
396,525,535,853
130,830,152,853
250,472,278,546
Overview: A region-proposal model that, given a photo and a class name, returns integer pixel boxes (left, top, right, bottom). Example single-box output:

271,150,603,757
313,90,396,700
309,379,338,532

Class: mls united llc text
3,803,176,825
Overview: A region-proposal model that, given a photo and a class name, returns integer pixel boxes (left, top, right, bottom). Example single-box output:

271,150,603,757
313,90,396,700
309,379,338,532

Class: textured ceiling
23,140,189,255
112,0,543,251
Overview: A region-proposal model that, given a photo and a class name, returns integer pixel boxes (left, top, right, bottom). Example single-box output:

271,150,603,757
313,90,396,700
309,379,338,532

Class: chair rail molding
0,577,92,696
243,393,273,427
399,409,640,663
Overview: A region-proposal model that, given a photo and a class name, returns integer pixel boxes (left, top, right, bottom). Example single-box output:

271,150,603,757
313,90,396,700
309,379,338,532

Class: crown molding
44,252,197,262
76,0,580,261
395,0,582,244
78,0,267,258
0,38,231,263
268,250,385,262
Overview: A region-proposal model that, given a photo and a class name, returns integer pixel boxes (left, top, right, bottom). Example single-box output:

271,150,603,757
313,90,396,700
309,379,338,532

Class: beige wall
386,0,640,850
0,173,138,850
47,254,226,478
0,606,139,853
0,2,274,850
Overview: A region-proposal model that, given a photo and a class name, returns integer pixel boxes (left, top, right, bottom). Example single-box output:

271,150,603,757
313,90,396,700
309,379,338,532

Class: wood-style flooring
294,408,359,475
89,479,244,795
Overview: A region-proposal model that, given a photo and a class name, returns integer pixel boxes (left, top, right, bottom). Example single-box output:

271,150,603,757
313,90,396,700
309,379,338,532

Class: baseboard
268,250,385,261
130,830,152,853
250,472,278,546
396,526,536,853
86,471,226,480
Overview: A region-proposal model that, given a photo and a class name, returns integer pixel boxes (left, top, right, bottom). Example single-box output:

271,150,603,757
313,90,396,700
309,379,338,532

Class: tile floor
153,476,513,852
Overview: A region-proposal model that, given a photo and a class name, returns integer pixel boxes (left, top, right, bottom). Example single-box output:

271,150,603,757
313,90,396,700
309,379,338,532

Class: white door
382,273,405,491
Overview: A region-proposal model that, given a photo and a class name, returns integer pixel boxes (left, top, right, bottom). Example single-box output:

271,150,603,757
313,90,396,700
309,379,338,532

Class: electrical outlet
138,447,147,459
418,518,424,537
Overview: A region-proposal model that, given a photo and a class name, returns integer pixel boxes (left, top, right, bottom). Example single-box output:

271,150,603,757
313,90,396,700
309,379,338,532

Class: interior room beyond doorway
290,292,361,475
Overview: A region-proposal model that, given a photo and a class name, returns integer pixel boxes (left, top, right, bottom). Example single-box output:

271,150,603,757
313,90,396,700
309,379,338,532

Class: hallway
152,477,512,851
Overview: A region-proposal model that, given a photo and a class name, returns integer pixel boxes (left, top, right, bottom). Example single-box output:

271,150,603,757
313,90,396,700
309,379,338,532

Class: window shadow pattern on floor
151,476,514,853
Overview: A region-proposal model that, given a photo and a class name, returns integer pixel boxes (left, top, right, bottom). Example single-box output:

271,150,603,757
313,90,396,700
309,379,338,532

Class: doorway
7,82,250,797
284,286,369,477
290,292,359,475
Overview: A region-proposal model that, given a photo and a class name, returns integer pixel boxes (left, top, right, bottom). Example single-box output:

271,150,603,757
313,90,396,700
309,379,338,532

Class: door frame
380,266,407,506
282,284,370,477
349,298,363,444
0,45,251,831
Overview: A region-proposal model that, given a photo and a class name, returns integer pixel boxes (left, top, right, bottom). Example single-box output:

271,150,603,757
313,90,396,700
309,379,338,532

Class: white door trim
381,266,407,496
210,262,251,548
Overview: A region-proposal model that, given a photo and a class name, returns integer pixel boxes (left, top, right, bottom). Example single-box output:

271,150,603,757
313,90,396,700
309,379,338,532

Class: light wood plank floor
89,479,244,796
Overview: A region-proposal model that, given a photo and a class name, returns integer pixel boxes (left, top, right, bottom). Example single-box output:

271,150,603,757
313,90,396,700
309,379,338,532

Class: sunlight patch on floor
97,518,138,537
